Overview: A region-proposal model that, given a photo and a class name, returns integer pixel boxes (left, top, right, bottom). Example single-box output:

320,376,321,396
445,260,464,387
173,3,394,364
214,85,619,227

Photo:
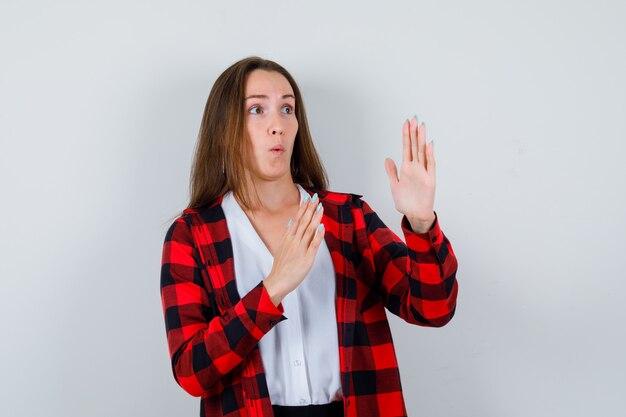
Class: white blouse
221,183,343,406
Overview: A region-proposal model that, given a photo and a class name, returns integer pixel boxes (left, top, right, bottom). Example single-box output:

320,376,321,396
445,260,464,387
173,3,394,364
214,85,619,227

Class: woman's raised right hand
262,193,325,306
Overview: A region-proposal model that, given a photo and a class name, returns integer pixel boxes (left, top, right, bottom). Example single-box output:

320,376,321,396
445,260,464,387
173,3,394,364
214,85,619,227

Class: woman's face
243,69,298,183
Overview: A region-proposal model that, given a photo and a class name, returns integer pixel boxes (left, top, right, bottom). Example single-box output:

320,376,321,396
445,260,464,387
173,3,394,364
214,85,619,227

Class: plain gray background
1,1,625,416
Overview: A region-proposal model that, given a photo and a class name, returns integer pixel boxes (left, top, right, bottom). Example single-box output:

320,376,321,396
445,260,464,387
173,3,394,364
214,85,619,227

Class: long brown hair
186,56,328,214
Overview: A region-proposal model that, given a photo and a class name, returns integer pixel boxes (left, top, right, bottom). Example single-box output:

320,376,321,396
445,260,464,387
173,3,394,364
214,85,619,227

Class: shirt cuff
257,280,287,330
401,211,444,252
235,280,287,337
259,280,285,314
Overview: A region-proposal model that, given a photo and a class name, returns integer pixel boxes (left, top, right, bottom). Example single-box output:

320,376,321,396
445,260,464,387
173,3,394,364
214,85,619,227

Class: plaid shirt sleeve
360,200,459,327
160,217,287,397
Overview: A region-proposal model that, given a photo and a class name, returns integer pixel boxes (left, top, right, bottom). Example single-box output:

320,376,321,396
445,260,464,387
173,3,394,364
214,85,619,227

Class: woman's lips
270,145,285,155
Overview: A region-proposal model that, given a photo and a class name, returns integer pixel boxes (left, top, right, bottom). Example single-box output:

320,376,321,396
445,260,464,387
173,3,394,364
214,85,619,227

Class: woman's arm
160,218,286,397
368,116,457,326
359,199,458,327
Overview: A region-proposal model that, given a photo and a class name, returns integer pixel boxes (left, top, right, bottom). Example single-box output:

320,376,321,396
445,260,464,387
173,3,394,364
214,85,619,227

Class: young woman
160,56,459,417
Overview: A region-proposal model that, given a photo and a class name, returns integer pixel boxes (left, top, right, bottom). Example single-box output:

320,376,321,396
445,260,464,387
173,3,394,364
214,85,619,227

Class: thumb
384,158,398,185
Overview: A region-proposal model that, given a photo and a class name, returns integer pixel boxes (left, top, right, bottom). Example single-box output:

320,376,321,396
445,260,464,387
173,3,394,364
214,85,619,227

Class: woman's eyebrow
244,94,295,100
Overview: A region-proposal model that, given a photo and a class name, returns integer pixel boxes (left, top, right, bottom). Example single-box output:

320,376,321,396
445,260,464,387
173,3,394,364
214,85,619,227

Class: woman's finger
307,222,325,254
426,140,436,174
417,122,426,169
384,158,399,186
301,202,323,246
410,116,419,163
287,198,306,236
402,119,411,165
295,194,318,237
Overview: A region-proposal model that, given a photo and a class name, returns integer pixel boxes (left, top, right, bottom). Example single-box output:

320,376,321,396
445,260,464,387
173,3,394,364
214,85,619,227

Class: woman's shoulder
181,194,225,217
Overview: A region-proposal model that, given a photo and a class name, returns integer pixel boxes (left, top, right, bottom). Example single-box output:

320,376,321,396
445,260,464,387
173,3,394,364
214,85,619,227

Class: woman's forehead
245,70,294,97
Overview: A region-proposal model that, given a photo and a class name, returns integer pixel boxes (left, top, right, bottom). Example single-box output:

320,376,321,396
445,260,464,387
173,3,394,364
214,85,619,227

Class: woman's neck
238,177,301,216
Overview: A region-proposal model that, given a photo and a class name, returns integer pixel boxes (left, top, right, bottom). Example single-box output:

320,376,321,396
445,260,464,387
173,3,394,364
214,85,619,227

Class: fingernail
304,195,310,203
316,202,322,212
414,114,418,123
311,193,318,202
317,223,324,233
287,218,293,227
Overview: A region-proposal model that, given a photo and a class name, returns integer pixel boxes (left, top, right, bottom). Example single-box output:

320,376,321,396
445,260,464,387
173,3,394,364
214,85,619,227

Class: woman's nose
268,113,284,136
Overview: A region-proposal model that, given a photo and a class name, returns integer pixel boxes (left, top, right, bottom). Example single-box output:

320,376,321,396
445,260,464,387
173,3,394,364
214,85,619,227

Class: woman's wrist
407,212,436,234
263,274,287,307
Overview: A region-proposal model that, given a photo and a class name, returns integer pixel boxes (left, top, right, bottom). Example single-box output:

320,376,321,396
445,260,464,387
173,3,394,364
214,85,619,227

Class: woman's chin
250,168,291,182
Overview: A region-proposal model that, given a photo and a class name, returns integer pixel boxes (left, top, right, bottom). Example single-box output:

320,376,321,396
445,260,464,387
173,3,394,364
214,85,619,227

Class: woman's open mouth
271,145,285,155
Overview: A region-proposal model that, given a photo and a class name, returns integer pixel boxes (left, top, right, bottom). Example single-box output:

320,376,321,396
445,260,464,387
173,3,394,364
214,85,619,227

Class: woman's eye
248,105,293,115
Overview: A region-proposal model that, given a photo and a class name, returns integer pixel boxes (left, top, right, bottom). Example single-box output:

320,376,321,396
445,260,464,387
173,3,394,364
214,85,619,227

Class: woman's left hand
384,116,436,233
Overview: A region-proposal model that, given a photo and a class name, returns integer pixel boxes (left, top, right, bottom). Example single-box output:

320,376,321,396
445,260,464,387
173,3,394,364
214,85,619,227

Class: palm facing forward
384,116,436,233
